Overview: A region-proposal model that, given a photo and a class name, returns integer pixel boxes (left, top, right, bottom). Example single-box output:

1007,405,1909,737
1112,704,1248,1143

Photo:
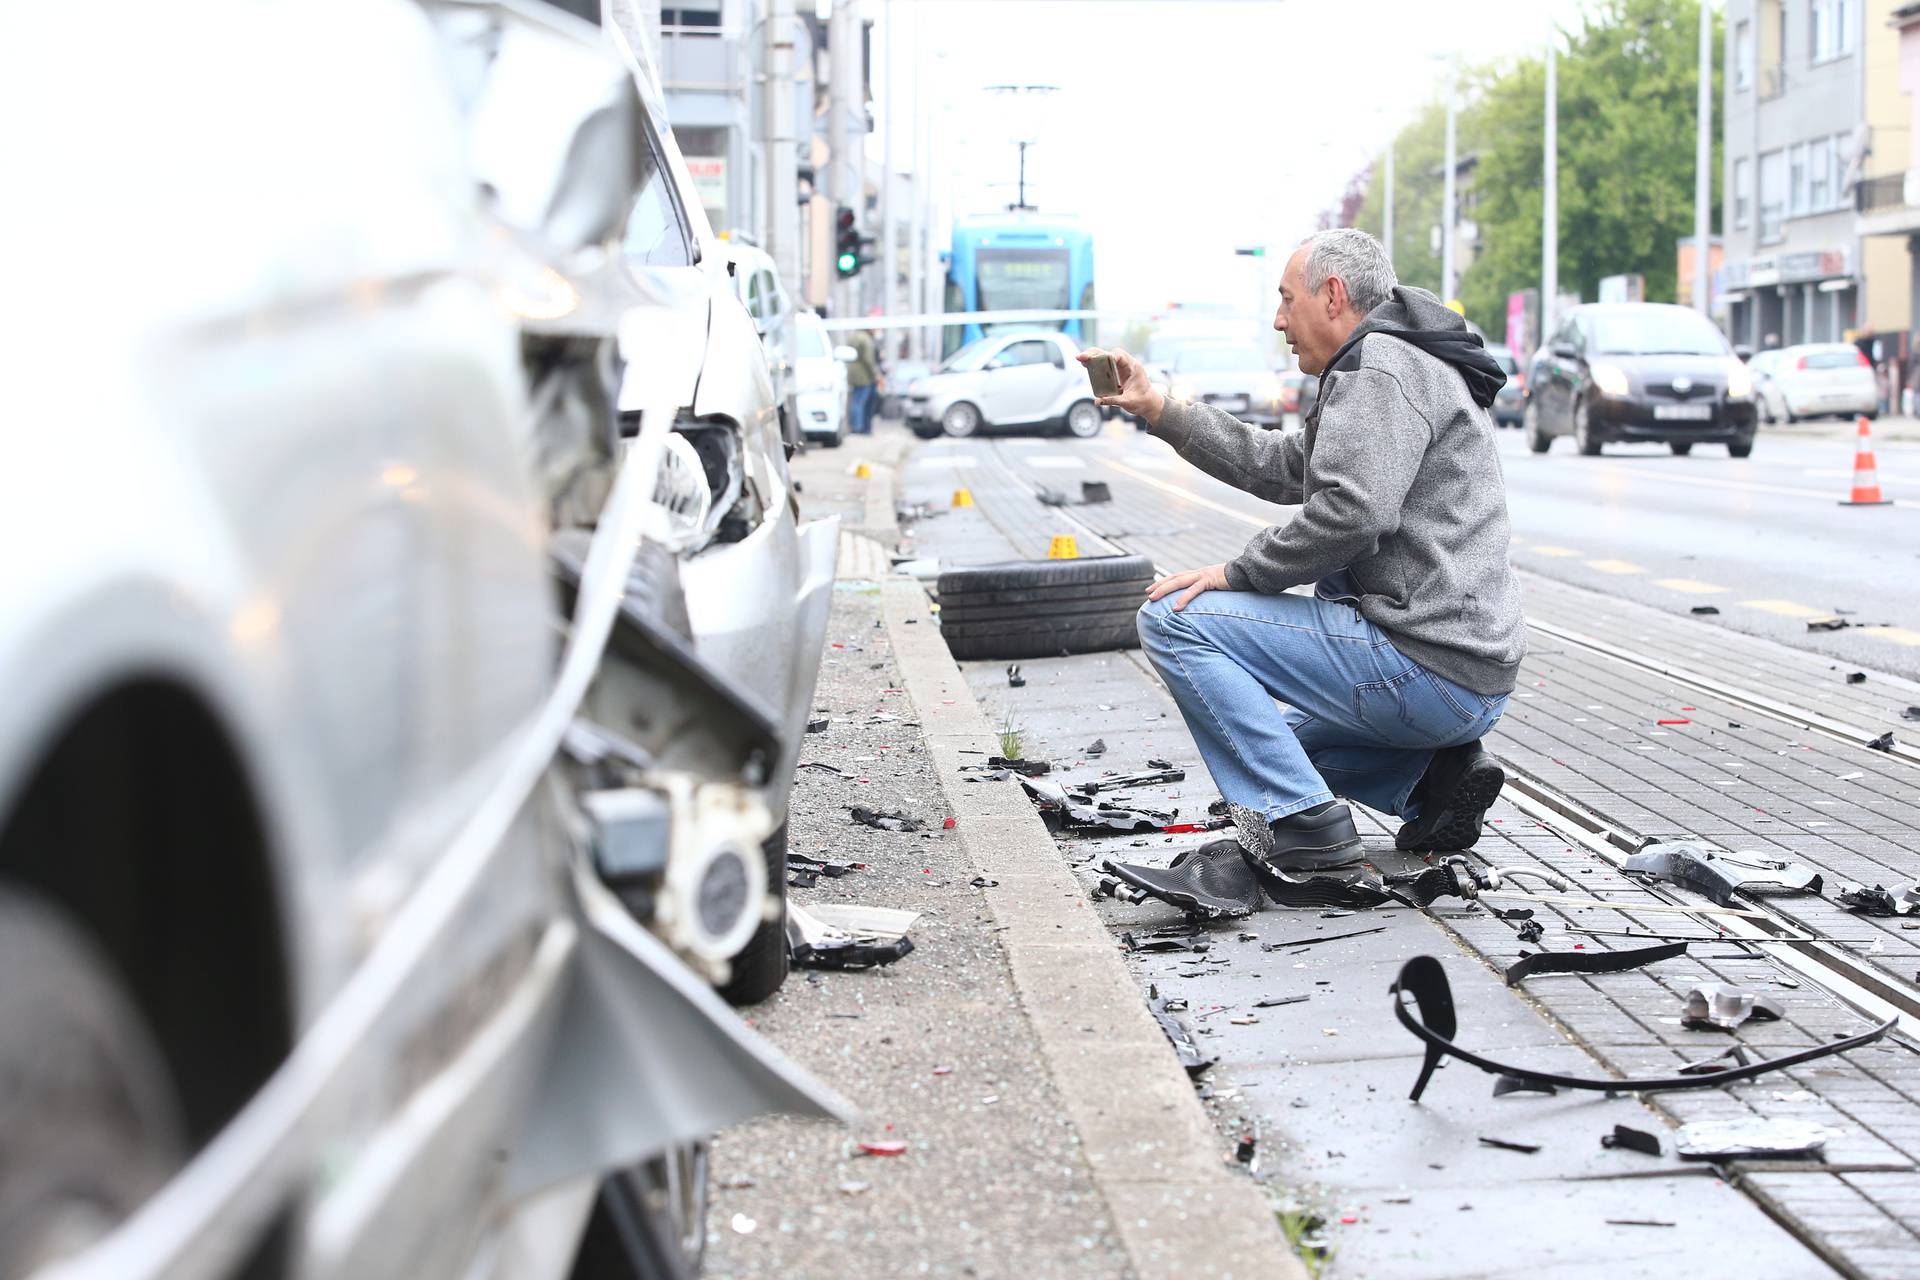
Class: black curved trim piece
1503,941,1690,987
1391,955,1895,1102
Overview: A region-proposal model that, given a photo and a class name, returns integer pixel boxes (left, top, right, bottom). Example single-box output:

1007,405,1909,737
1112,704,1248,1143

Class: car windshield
939,337,998,373
1589,310,1728,356
1174,345,1265,372
795,321,828,359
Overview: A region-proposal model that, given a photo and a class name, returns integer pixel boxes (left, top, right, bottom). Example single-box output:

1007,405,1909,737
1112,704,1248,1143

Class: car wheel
1573,400,1602,456
1729,437,1754,459
571,1144,709,1279
1669,442,1693,456
941,402,982,438
1524,400,1552,454
717,818,788,1006
1065,400,1102,439
0,888,185,1277
937,555,1156,660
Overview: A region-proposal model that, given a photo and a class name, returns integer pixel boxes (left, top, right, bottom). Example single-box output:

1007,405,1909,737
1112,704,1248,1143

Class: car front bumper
1590,396,1756,441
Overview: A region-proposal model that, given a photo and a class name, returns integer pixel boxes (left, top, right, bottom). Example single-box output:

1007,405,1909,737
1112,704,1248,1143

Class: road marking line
1024,456,1087,469
1590,462,1910,507
1741,599,1828,619
1854,626,1920,647
1652,578,1728,594
1530,545,1583,557
1101,458,1270,528
1584,559,1645,574
906,456,978,469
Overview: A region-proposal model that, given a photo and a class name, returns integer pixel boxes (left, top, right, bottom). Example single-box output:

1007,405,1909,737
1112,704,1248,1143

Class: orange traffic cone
1841,416,1893,506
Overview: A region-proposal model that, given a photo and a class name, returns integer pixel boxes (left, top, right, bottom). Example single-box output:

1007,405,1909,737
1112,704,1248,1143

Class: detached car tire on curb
937,555,1155,659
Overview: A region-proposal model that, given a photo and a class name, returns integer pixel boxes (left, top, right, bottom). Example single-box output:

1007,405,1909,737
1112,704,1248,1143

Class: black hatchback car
1524,303,1756,457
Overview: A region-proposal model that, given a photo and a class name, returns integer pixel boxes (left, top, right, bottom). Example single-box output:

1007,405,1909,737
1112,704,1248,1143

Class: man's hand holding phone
1076,347,1165,427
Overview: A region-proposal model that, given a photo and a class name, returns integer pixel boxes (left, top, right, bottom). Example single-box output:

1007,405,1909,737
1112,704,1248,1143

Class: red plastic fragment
858,1140,908,1157
1161,823,1207,833
1656,719,1691,725
943,816,957,829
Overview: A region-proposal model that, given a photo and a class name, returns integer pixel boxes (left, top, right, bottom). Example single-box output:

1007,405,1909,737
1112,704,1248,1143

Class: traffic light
835,206,862,278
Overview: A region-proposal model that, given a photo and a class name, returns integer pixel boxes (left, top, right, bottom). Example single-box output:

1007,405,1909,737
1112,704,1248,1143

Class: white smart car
904,330,1105,439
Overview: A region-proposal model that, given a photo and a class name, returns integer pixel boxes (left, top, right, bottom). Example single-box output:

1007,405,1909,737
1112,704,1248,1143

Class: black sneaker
1263,801,1364,872
1395,741,1505,852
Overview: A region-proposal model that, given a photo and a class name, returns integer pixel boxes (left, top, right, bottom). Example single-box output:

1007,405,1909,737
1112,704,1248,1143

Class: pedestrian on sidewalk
1079,229,1525,871
846,327,882,434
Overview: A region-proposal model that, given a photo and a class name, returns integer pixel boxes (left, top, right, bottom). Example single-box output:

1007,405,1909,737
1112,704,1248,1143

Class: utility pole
879,0,895,324
1692,0,1712,316
1543,32,1559,344
907,3,925,356
1382,143,1395,269
827,0,863,317
763,0,799,295
1441,56,1458,304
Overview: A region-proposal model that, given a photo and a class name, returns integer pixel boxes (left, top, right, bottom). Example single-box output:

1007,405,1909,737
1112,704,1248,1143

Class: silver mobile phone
1086,353,1122,398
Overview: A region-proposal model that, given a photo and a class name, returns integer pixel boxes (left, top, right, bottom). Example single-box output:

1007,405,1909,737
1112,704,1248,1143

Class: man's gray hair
1300,228,1398,316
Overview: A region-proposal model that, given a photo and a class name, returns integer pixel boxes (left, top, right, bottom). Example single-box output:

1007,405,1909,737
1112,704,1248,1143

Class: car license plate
1654,404,1712,421
1212,395,1249,413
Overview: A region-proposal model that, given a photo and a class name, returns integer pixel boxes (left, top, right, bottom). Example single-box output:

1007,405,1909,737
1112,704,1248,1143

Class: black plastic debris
1477,1136,1541,1154
1601,1125,1664,1157
1682,983,1785,1032
1903,706,1920,722
1808,617,1851,632
1867,731,1896,752
1149,992,1215,1077
1255,994,1310,1008
790,853,862,878
788,902,918,971
1104,841,1266,919
1071,769,1187,794
800,761,853,777
1262,926,1388,951
1235,1134,1257,1163
1504,941,1688,987
1847,671,1868,684
990,756,1050,775
1022,776,1172,832
806,718,830,733
1149,757,1175,770
1492,1074,1556,1098
1622,840,1822,906
1678,1045,1752,1076
1007,664,1025,688
851,806,924,833
1081,480,1112,504
1837,882,1920,916
1083,738,1108,757
1390,955,1894,1102
788,869,820,889
1122,929,1212,954
1244,856,1400,910
1690,606,1720,616
1514,919,1546,944
969,876,999,888
1676,1118,1828,1162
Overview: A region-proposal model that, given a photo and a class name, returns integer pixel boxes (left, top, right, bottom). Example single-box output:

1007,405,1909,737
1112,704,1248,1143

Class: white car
905,330,1105,439
719,236,802,449
793,311,851,447
1751,343,1879,423
1167,341,1287,427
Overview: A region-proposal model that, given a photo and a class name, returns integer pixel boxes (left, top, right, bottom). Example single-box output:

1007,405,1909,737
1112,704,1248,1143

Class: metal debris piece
799,760,853,777
1622,840,1822,906
1503,941,1688,987
989,756,1050,775
789,902,918,971
806,717,830,733
1837,883,1920,917
1149,757,1175,769
850,806,923,833
1607,1219,1675,1228
1070,769,1188,794
790,852,862,878
1492,1074,1556,1097
1690,606,1720,616
1514,919,1545,944
1392,856,1571,907
1675,1118,1829,1161
1122,930,1212,954
1149,994,1215,1077
1477,1136,1541,1154
1081,480,1112,504
1261,925,1389,951
1682,982,1785,1032
1255,994,1310,1008
1867,731,1896,752
1602,1125,1664,1157
1903,706,1920,722
1390,955,1894,1102
1678,1045,1752,1075
1021,776,1173,832
1807,617,1851,632
1103,841,1265,919
1083,738,1108,757
1847,671,1868,684
1006,664,1025,688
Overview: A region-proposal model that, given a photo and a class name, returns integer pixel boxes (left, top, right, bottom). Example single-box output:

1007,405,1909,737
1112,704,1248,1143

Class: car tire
1669,442,1693,456
571,1144,709,1280
1729,438,1755,459
1064,400,1103,439
1573,400,1602,456
1524,401,1552,454
717,819,788,1007
942,402,982,438
937,555,1154,660
0,888,185,1277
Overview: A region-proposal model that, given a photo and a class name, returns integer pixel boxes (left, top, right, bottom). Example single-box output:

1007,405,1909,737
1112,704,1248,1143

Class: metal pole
880,0,896,326
764,0,800,295
827,0,862,316
908,4,925,358
1543,34,1559,342
1441,58,1458,303
1693,0,1712,316
1382,143,1395,269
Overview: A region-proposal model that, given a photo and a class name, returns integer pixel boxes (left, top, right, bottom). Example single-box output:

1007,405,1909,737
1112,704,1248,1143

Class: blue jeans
849,383,877,434
1136,591,1507,823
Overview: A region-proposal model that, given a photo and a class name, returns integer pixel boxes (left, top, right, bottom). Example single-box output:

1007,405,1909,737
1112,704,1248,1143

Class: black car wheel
1729,437,1754,459
717,818,788,1007
1669,441,1693,456
1523,400,1552,454
1573,400,1602,456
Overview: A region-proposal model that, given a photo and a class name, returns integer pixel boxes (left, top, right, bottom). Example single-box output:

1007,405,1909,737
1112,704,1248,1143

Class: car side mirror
834,345,858,363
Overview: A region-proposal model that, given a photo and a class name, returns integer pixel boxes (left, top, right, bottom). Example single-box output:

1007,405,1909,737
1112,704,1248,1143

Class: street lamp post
1441,56,1458,304
1692,0,1712,317
1382,142,1394,270
1542,31,1558,345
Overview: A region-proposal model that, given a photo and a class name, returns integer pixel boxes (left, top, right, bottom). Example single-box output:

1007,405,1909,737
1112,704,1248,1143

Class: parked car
719,235,803,451
1750,343,1879,424
0,3,841,1278
793,310,851,446
1278,370,1321,418
881,358,934,420
1485,342,1526,427
1523,303,1757,457
905,330,1104,439
1166,341,1287,426
606,12,839,1005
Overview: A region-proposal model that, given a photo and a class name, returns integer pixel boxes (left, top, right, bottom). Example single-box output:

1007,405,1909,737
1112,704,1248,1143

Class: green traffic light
837,251,858,274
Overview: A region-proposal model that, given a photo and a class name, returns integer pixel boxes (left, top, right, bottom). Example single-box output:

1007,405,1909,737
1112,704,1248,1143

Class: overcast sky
864,0,1594,321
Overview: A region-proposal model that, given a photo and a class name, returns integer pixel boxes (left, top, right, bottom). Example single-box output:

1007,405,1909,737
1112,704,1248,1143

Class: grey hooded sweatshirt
1150,286,1526,696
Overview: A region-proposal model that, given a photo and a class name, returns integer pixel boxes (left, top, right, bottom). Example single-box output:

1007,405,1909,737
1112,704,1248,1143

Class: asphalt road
910,413,1920,682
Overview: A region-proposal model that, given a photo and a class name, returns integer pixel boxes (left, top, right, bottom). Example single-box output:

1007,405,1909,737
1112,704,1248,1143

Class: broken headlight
648,431,713,553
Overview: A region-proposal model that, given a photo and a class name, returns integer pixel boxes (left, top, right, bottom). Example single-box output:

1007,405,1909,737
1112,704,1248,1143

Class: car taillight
1857,349,1872,367
1514,371,1527,392
1797,356,1809,370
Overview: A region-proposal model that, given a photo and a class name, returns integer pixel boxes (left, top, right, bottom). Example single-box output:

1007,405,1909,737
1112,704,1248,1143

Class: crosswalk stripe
1652,578,1728,594
1853,626,1920,647
1584,559,1644,574
1741,599,1827,619
1530,545,1583,557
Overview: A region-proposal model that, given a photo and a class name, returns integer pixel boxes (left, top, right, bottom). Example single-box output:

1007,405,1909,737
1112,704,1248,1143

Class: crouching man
1081,228,1525,872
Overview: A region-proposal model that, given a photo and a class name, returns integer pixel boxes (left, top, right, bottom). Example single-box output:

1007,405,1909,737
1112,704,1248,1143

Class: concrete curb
876,572,1305,1280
